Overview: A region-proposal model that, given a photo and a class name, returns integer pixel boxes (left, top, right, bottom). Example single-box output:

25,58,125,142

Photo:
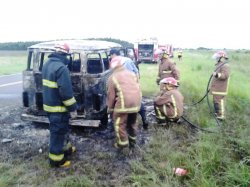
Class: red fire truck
134,38,173,63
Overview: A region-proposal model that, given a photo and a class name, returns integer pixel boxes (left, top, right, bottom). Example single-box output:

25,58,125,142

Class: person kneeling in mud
154,77,184,127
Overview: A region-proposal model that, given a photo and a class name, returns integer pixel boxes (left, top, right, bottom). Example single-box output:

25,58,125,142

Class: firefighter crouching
107,56,142,149
42,43,77,168
210,51,230,120
156,52,180,88
154,77,184,126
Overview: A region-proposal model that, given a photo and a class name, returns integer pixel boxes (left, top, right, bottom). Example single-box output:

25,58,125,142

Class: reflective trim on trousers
156,106,165,119
114,116,129,146
219,99,225,118
128,135,136,141
170,94,177,118
49,153,64,161
63,97,76,106
43,104,67,112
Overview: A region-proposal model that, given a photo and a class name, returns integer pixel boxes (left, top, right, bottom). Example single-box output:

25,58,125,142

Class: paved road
0,73,22,106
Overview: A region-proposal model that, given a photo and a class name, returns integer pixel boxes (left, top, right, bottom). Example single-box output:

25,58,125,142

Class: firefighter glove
213,72,218,77
70,111,78,119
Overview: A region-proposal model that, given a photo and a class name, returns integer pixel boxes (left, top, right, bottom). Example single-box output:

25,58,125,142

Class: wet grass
0,50,249,186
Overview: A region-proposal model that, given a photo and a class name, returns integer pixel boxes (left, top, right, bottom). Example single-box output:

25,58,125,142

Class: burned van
21,40,123,127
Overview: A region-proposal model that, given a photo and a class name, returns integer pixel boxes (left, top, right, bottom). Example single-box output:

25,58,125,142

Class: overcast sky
0,0,250,49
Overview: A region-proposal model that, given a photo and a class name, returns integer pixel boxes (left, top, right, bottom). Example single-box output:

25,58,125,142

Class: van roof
28,40,122,52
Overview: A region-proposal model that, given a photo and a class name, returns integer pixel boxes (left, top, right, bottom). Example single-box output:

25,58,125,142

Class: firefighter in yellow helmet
210,51,230,120
156,52,180,86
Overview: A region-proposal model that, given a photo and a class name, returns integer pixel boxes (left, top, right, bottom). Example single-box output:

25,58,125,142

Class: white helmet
109,56,124,69
54,43,70,54
212,51,228,62
160,77,178,87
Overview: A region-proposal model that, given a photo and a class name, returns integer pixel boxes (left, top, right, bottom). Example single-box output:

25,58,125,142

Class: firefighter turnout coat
107,66,141,113
158,59,180,82
210,61,230,96
154,89,184,120
42,53,77,113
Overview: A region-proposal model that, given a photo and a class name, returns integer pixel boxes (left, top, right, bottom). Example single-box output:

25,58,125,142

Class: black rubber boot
129,138,136,149
142,121,148,130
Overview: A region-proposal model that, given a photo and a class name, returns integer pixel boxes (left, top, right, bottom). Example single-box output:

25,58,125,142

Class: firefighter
154,77,184,126
109,49,149,130
109,48,120,60
107,56,142,149
109,49,139,76
156,52,180,86
42,43,77,168
121,57,149,129
210,51,230,120
177,50,183,61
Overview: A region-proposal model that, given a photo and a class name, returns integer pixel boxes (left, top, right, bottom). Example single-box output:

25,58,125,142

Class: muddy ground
0,98,156,186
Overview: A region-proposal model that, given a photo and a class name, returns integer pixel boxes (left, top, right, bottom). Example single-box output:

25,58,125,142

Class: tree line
0,38,133,50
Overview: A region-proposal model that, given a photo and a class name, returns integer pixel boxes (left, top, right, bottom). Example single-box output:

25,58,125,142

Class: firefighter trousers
154,105,178,124
112,112,138,148
213,95,226,119
138,103,147,125
47,112,71,165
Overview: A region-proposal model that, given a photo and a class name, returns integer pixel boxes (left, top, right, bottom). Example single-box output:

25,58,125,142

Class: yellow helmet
161,52,169,59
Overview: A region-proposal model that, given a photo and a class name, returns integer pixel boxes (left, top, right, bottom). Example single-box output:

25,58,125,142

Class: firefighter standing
109,49,139,79
109,49,148,130
177,50,183,61
156,52,180,86
210,51,230,120
107,56,142,149
42,43,77,167
154,77,184,126
121,57,149,129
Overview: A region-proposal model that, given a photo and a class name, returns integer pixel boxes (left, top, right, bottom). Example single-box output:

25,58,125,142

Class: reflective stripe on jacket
42,53,77,113
107,66,141,113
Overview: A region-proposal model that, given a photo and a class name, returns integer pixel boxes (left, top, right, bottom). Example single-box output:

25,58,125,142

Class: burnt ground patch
0,98,156,186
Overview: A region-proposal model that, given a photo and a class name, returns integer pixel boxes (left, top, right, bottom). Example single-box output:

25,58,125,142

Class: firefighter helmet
161,52,169,59
54,43,70,54
109,56,124,69
212,51,228,61
160,77,178,87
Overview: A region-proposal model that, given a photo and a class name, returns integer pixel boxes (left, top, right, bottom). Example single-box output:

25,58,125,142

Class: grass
0,50,250,186
133,50,250,187
0,50,26,75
